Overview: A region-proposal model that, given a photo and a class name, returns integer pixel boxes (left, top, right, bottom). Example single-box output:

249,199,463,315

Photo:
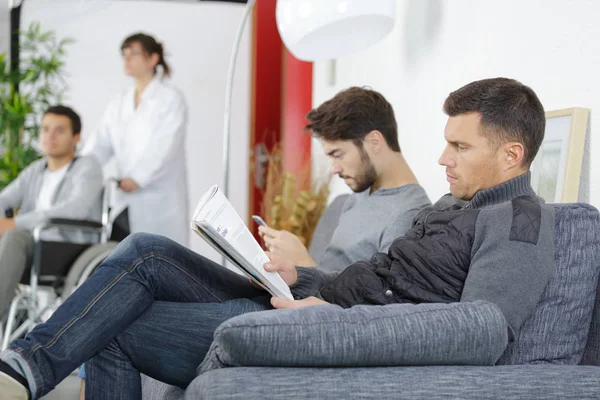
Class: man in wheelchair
0,105,104,322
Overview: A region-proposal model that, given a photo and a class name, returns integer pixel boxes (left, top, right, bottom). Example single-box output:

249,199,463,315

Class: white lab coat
82,76,189,246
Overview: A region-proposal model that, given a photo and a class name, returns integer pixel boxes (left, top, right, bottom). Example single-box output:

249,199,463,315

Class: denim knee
123,232,173,253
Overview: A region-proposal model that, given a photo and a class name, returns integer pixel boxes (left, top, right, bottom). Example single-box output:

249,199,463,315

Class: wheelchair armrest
33,219,104,241
47,218,103,229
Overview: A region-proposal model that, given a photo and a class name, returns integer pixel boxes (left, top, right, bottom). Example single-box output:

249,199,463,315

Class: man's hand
259,226,316,266
0,218,16,236
271,296,329,309
119,178,139,193
263,252,298,286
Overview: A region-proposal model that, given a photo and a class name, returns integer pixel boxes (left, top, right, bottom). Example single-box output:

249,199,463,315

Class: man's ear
365,130,384,154
503,142,525,170
72,133,81,149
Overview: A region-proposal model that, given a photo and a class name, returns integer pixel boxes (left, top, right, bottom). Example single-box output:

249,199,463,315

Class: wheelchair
1,182,130,349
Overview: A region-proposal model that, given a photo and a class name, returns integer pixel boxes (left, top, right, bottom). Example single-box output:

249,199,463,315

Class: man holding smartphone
259,87,431,272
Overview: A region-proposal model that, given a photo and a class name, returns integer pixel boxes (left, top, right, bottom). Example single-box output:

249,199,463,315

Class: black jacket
318,195,481,307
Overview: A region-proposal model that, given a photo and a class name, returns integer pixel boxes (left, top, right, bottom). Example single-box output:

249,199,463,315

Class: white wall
22,0,251,259
313,0,599,207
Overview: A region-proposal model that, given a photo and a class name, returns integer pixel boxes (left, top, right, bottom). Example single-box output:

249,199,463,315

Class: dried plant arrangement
260,143,330,248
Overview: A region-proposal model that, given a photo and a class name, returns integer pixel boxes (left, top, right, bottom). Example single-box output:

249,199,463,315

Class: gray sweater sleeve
0,165,28,213
460,202,555,340
290,267,340,299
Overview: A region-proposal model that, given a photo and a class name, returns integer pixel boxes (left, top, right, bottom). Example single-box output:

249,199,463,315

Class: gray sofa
143,201,600,400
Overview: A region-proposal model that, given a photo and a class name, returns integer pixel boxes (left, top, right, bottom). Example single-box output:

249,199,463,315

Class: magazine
191,185,293,300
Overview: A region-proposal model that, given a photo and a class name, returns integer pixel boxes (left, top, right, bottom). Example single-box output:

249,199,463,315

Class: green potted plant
0,21,73,189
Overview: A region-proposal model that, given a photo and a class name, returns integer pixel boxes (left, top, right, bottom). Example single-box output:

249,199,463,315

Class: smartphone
252,215,268,227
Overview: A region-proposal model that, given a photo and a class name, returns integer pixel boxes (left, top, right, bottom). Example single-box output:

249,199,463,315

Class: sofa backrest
496,203,600,365
581,274,600,366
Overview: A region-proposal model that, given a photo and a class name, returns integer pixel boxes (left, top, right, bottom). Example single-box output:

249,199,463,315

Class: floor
40,374,81,400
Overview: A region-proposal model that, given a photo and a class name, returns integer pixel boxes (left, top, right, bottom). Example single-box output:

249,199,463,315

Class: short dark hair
443,77,545,166
121,32,171,77
305,87,401,152
43,105,82,135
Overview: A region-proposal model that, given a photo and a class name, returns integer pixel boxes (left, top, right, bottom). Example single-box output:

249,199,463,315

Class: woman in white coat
83,33,189,246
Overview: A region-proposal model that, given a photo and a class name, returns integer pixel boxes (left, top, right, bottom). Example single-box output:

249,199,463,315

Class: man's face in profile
438,112,505,200
321,138,377,193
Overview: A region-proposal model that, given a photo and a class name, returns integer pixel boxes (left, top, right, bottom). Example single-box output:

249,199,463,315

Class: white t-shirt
35,162,72,211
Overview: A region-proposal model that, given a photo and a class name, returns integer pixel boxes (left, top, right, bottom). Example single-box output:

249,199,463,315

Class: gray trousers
0,229,33,318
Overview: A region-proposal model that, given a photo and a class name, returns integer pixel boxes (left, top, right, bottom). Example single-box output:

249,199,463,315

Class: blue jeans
4,233,270,399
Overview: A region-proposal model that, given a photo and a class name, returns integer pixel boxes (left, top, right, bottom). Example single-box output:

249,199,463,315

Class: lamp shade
275,0,397,61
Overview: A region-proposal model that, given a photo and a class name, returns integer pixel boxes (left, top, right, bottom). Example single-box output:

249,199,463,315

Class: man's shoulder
431,193,465,210
396,183,431,203
19,158,45,177
365,183,431,205
477,193,553,245
75,155,101,167
27,158,46,168
72,155,102,175
479,193,549,214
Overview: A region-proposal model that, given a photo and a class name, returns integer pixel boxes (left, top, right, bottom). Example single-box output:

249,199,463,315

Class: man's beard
342,148,377,193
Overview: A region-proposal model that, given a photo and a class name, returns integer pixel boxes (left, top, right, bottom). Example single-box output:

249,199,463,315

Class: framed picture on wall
530,107,589,203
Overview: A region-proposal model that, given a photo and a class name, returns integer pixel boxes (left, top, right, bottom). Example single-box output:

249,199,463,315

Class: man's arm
290,266,340,299
0,167,28,215
460,201,555,340
263,253,340,299
14,157,104,230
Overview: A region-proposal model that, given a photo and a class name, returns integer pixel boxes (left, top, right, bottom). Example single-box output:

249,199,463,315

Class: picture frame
530,107,589,203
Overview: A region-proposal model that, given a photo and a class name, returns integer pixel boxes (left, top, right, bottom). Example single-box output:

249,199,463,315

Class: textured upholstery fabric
142,374,184,400
498,204,600,365
198,301,507,372
187,365,600,400
581,275,600,366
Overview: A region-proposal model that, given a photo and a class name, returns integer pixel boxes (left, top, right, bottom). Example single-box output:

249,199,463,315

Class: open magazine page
192,185,293,300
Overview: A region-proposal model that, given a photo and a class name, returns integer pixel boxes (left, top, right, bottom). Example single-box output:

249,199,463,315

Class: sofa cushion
498,203,600,365
141,374,183,400
188,365,600,400
199,300,507,373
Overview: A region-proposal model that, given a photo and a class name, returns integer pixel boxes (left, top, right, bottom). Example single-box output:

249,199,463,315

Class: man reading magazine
191,88,429,299
256,87,430,271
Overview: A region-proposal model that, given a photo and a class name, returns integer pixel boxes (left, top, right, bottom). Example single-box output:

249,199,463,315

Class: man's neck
46,155,74,172
371,152,418,193
468,170,534,209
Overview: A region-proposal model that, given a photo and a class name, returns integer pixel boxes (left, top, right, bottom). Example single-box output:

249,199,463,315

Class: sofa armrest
199,300,508,373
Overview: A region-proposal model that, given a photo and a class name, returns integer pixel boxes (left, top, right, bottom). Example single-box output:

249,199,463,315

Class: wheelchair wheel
60,241,119,300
